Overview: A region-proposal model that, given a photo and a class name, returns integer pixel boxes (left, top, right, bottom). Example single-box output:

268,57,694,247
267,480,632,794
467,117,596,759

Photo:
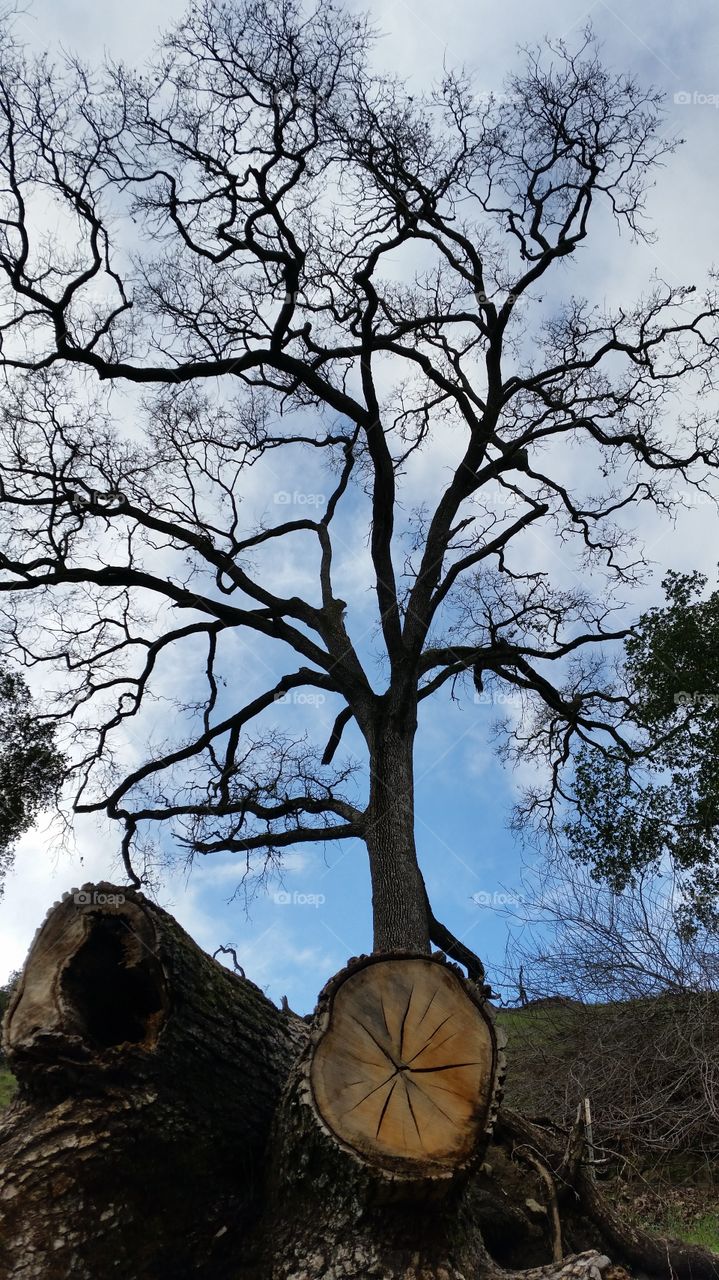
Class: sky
1,0,718,1014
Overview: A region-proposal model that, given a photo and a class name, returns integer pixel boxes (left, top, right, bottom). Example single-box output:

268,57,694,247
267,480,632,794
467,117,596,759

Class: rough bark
1,885,714,1280
261,1137,616,1280
0,882,302,1280
366,712,430,954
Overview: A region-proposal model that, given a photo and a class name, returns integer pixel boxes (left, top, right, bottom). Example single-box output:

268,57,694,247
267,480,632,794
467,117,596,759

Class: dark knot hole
62,916,166,1049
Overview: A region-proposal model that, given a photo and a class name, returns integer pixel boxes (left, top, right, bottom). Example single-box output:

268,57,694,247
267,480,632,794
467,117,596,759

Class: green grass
494,999,589,1113
661,1211,719,1253
495,1003,565,1036
0,1067,16,1109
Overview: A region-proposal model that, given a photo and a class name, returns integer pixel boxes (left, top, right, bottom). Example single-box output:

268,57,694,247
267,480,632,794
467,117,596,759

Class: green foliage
0,1068,15,1109
566,571,719,930
0,666,64,896
667,1213,719,1252
0,970,19,1023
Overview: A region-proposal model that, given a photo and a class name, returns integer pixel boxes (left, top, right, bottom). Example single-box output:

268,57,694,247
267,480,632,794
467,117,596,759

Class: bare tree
494,861,719,1173
0,4,717,952
499,862,719,1003
1,4,719,1277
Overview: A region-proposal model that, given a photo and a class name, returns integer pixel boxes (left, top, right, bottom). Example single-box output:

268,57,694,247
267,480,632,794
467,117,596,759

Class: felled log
259,952,510,1276
0,882,302,1280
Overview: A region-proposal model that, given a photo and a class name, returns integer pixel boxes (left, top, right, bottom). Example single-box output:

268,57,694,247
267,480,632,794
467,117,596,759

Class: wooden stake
583,1096,596,1182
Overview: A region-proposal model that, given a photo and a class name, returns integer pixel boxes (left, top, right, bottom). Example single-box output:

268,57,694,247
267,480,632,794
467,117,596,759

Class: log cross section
310,956,498,1173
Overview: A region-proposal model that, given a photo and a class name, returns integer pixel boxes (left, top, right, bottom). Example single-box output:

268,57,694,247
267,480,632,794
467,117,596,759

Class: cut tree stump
258,954,506,1277
310,954,501,1176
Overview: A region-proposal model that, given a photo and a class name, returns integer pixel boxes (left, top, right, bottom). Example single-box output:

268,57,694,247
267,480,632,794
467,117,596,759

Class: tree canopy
0,667,63,895
562,571,719,930
0,0,717,951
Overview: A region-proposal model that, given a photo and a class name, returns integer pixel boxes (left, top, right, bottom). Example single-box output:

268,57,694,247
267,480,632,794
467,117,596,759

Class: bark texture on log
0,882,302,1280
1,885,713,1280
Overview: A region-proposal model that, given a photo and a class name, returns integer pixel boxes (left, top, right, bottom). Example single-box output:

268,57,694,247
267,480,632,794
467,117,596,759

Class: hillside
496,994,719,1167
496,996,719,1252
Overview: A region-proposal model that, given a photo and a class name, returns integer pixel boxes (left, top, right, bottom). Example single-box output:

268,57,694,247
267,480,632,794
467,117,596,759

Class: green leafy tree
0,970,17,1021
0,970,19,1078
558,572,719,929
0,668,64,896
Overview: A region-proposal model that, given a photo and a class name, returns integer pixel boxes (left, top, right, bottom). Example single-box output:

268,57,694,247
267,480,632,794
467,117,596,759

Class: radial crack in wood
309,955,501,1177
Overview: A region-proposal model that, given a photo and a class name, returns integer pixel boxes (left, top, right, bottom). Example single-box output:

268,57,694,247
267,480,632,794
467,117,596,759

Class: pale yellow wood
310,958,495,1168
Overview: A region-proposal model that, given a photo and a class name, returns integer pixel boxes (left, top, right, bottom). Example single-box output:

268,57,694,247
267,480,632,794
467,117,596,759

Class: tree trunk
0,883,302,1279
2,885,718,1280
366,708,430,953
257,951,506,1279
